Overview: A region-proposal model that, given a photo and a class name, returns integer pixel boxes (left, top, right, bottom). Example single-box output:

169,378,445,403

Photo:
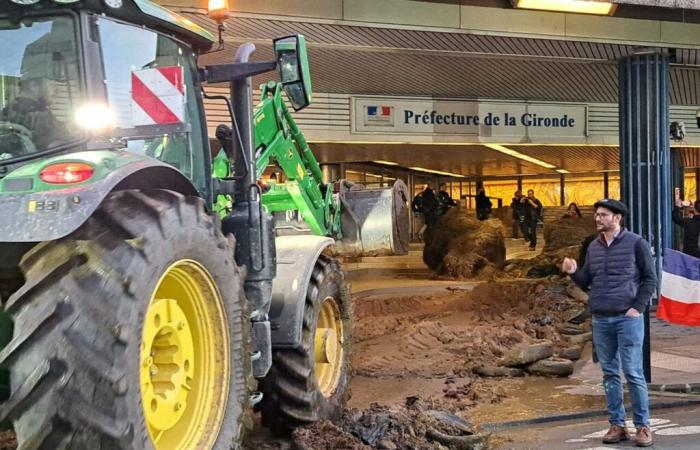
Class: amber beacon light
208,0,230,23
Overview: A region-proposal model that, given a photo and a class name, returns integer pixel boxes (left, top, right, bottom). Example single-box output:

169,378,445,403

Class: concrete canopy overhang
169,1,700,176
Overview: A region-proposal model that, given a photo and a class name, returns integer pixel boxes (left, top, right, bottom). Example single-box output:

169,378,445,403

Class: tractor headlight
75,103,115,131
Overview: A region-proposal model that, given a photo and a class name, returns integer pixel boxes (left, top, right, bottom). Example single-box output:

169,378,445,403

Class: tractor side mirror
273,35,312,111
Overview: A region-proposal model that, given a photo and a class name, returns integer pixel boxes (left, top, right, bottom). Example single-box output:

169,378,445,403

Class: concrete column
321,164,341,184
603,172,609,199
407,172,415,241
560,174,565,206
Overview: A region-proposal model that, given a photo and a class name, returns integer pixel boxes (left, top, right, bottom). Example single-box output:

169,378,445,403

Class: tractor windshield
0,15,84,162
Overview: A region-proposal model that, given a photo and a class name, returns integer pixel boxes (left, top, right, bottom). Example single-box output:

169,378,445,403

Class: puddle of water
348,375,450,409
469,377,602,425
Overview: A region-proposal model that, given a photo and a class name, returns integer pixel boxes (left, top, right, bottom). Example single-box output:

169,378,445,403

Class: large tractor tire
260,255,351,432
0,189,250,450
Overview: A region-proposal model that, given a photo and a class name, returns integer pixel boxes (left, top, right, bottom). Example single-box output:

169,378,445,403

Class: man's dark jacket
672,207,700,258
511,196,525,219
571,229,657,314
524,197,542,221
422,188,440,226
438,190,458,216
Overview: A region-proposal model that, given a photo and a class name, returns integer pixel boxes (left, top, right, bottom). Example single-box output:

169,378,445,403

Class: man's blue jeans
592,314,649,428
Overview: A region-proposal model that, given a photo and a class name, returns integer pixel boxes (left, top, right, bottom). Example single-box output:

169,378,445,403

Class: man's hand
562,257,577,274
625,308,641,318
675,198,683,208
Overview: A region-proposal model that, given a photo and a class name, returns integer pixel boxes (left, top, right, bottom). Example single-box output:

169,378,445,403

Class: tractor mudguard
269,234,334,348
0,152,198,242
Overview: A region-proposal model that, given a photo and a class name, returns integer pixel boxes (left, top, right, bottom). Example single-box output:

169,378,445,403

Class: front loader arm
253,82,340,237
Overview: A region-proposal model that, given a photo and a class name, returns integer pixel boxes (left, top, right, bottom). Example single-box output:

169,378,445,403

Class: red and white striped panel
131,66,185,126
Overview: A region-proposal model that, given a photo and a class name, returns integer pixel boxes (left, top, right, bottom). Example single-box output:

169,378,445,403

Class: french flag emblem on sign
657,249,700,326
131,66,185,126
366,105,393,123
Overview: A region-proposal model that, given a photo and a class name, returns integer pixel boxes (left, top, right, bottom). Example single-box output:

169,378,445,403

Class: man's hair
695,200,700,212
439,183,447,189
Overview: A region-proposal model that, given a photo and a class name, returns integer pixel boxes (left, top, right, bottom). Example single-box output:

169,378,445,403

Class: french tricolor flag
657,249,700,326
367,106,392,118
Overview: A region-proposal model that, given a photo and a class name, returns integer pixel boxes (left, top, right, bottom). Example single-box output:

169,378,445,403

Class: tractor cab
0,0,218,197
0,3,405,449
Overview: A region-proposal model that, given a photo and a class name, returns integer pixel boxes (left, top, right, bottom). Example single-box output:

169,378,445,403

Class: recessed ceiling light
408,167,463,177
484,144,557,169
512,0,616,16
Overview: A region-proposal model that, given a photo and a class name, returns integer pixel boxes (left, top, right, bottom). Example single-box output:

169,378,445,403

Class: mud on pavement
352,280,589,381
244,278,594,449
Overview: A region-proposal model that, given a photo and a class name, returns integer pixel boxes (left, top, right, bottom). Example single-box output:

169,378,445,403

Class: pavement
347,236,700,448
348,236,700,389
499,403,700,449
568,315,700,392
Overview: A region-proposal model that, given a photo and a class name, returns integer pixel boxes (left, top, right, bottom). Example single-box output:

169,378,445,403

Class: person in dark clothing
421,184,440,227
562,199,656,447
510,190,526,239
1,79,67,152
672,199,700,259
411,190,424,213
562,202,583,219
475,188,492,220
411,189,425,239
565,232,598,326
437,182,458,216
522,189,542,250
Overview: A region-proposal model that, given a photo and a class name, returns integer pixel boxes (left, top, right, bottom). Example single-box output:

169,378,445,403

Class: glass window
684,170,697,203
483,180,518,208
563,175,603,207
0,15,84,161
97,17,206,193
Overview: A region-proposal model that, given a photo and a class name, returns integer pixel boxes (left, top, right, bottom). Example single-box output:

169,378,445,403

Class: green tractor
0,0,409,448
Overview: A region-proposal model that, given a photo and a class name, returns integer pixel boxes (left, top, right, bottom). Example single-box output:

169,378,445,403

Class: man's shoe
635,426,652,447
602,425,629,444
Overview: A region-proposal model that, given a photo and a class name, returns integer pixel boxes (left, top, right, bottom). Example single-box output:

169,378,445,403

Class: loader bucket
336,179,410,256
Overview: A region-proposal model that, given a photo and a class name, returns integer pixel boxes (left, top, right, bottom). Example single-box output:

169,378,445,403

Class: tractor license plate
27,199,60,213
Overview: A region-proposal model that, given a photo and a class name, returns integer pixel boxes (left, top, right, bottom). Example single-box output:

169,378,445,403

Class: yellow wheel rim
140,260,230,450
314,297,344,397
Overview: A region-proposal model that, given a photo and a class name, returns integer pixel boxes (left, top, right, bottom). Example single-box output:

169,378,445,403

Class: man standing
672,198,700,258
521,189,542,250
437,182,458,216
421,183,440,228
562,199,657,447
510,190,525,240
475,188,492,220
